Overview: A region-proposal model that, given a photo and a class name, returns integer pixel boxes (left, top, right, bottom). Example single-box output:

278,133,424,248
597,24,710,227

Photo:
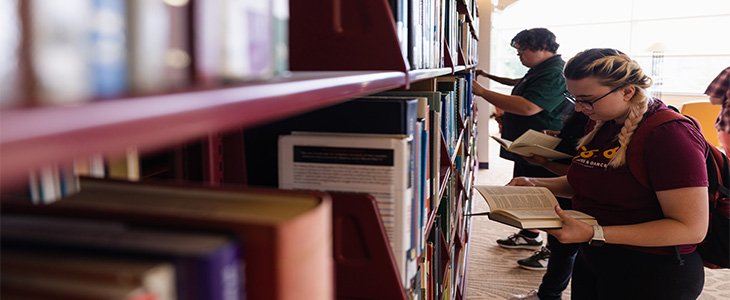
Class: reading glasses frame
568,85,624,111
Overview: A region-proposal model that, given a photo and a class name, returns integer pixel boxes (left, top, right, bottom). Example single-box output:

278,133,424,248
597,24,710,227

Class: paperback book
491,129,572,160
473,185,596,229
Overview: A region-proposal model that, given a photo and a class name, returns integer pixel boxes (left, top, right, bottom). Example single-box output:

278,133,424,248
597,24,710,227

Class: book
490,129,573,160
127,0,192,93
1,248,176,300
0,0,23,108
278,132,413,290
106,147,141,181
2,177,333,300
244,96,419,187
1,272,156,300
474,185,597,229
24,0,94,105
90,0,127,98
193,0,275,83
1,214,239,300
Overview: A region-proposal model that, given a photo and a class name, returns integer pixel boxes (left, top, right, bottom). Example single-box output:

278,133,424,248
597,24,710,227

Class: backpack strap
626,109,692,189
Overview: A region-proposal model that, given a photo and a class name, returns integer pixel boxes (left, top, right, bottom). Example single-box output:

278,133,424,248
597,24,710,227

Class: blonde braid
607,93,649,167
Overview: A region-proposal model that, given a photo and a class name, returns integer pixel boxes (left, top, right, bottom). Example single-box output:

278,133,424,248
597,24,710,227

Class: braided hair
564,48,653,168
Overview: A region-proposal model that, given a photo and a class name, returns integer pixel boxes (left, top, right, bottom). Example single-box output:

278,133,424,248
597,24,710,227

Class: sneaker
496,233,543,250
517,246,550,271
509,289,539,300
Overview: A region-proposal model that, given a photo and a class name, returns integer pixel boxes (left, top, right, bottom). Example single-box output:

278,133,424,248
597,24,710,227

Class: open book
474,185,596,229
491,129,572,160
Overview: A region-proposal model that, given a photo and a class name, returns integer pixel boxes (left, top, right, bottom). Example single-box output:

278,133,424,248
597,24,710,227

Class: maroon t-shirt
567,101,708,254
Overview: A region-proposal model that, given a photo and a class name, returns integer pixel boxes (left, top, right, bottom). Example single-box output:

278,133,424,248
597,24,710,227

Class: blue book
91,0,127,97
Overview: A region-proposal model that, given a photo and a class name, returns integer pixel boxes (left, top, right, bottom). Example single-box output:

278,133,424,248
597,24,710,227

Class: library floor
464,120,730,300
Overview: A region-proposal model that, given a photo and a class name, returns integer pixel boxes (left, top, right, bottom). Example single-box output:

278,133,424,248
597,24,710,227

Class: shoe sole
497,244,542,250
517,264,547,271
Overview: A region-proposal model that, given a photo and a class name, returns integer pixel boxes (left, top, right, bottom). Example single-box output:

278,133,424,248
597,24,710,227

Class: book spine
177,240,241,300
90,0,127,98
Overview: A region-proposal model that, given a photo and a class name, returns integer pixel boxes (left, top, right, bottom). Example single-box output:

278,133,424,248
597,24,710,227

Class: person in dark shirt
706,66,730,151
509,48,708,299
473,28,574,300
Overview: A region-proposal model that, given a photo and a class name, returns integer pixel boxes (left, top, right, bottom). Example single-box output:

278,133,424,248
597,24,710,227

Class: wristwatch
589,224,606,247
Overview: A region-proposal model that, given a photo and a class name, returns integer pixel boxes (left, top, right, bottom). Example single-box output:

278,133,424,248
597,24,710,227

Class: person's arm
507,175,574,198
475,69,521,86
546,186,709,246
472,80,543,116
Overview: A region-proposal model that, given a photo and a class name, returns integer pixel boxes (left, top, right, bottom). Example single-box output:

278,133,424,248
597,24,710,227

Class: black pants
572,244,704,299
514,161,577,300
536,197,578,300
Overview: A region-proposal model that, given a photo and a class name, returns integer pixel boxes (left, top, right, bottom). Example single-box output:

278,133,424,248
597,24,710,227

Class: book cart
0,0,481,299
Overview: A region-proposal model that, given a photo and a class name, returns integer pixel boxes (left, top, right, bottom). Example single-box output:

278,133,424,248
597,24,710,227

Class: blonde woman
509,48,708,299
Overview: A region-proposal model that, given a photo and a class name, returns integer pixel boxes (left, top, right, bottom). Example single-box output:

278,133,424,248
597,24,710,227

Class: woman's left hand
545,205,595,244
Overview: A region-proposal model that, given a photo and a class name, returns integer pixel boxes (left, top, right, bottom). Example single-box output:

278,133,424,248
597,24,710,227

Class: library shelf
456,0,479,40
3,0,482,298
0,71,406,188
409,68,456,83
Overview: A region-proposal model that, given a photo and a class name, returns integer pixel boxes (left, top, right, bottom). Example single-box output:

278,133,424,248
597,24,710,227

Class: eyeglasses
568,86,623,111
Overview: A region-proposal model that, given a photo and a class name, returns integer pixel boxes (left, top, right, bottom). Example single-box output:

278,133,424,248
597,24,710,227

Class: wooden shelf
0,71,406,188
409,68,455,83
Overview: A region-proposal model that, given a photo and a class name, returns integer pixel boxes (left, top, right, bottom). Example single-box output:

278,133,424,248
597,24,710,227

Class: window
490,0,730,96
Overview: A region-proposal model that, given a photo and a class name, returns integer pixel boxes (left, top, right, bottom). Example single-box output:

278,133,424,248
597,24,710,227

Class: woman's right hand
472,79,486,95
507,177,536,186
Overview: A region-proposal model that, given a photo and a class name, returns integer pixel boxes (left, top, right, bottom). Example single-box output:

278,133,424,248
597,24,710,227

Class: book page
490,135,512,149
512,129,561,149
499,209,594,220
492,130,571,159
475,185,558,211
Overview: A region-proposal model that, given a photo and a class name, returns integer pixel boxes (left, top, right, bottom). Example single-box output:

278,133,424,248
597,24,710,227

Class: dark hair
510,28,559,53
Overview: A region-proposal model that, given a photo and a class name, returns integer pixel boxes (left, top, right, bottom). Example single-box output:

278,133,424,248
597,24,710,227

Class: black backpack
627,108,730,269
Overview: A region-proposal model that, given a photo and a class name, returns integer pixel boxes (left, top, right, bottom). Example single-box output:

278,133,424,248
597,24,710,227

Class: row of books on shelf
4,169,473,300
9,72,477,299
396,0,479,70
0,0,480,109
25,141,214,204
3,177,333,300
246,72,475,298
1,0,288,108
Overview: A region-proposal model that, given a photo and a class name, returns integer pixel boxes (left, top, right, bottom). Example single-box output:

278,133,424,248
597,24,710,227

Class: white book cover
278,132,413,289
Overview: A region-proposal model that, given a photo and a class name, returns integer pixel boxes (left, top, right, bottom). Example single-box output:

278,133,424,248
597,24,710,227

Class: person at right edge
706,66,730,152
472,28,574,300
510,48,708,299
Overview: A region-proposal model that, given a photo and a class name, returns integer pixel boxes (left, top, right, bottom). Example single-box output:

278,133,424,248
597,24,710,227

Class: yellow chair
680,101,722,149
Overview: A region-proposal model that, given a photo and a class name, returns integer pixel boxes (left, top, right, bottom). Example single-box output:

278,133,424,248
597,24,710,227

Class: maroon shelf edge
0,71,405,188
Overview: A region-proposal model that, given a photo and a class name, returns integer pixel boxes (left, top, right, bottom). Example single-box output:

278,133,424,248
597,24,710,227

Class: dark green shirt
501,54,568,161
